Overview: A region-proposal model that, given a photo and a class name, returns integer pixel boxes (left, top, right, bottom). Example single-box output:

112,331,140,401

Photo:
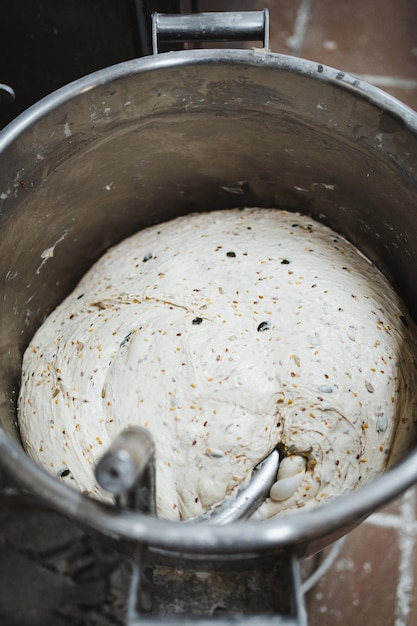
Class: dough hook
95,426,280,523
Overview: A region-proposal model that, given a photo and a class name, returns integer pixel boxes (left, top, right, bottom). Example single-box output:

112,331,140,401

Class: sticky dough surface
18,208,417,520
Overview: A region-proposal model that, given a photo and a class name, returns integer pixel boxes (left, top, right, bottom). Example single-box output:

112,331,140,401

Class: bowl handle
151,10,270,55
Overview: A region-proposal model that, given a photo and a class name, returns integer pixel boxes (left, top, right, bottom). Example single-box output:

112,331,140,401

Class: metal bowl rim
1,48,417,554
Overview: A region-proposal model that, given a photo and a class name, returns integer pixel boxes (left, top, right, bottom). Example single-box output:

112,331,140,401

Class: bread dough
18,208,417,520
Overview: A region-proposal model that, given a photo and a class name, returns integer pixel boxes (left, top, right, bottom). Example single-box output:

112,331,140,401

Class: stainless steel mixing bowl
1,49,417,566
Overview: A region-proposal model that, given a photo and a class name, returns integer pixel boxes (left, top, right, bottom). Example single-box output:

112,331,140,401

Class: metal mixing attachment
94,429,297,625
96,426,157,514
95,426,279,523
195,448,280,524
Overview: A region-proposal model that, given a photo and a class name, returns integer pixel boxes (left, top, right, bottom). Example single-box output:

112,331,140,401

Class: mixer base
0,488,349,625
127,554,305,624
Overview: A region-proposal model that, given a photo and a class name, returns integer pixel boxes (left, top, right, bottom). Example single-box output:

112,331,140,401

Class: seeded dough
18,208,417,520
